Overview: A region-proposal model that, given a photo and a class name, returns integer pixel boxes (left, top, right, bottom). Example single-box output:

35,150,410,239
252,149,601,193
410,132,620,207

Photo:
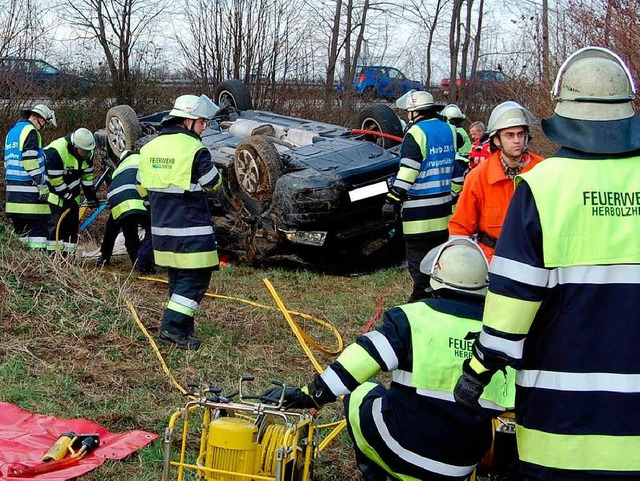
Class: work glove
37,184,49,202
382,198,400,222
261,386,320,409
85,189,100,209
453,358,495,414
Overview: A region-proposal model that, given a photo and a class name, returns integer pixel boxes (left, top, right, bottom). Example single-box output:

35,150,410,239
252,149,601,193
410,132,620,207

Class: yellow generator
162,378,339,481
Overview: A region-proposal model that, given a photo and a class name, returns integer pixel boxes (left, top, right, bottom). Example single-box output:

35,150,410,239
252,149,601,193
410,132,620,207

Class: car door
383,68,405,99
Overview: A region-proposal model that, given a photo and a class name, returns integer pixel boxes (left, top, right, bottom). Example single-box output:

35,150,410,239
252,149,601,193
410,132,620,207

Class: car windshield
34,60,58,74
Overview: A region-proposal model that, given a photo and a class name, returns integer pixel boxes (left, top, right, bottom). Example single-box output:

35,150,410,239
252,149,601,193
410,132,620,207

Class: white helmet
22,104,57,127
168,94,220,120
487,101,535,138
420,238,489,296
70,128,96,151
441,104,466,121
396,90,437,111
551,46,636,121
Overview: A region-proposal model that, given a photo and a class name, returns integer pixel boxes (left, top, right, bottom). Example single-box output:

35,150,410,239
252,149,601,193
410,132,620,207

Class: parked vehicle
0,57,93,98
440,69,506,96
95,80,406,270
338,66,422,100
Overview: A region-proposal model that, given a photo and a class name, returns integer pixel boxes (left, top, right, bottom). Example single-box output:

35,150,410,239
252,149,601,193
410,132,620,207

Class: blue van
338,66,422,100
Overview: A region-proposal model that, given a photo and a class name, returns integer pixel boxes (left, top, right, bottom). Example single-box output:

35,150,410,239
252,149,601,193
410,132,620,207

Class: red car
440,70,505,96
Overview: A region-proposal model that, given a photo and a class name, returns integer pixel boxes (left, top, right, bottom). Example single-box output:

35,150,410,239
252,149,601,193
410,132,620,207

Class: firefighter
97,150,154,274
453,47,640,480
383,90,462,301
468,121,491,169
448,101,545,262
440,104,472,207
3,104,56,249
45,128,99,255
263,238,515,481
138,94,222,350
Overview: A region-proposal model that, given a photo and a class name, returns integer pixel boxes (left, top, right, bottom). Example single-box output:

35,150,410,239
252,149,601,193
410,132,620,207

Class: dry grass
0,221,410,480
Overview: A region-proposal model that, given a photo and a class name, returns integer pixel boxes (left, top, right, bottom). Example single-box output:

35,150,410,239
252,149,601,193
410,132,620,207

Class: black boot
159,330,201,350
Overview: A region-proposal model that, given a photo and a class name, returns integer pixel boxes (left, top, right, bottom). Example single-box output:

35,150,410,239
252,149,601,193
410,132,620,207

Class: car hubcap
107,116,126,152
236,150,260,193
218,91,236,109
361,118,384,146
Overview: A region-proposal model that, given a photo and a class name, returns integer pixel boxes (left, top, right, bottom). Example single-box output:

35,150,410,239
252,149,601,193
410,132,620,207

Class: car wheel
105,105,142,159
232,135,282,204
356,104,404,148
214,79,254,111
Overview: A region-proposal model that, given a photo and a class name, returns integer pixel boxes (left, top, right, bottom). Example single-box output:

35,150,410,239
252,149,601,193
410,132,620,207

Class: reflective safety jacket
391,118,457,239
316,297,515,480
468,136,491,170
448,150,544,261
471,150,640,479
456,126,472,158
45,137,95,207
107,153,147,221
3,119,50,216
138,126,221,269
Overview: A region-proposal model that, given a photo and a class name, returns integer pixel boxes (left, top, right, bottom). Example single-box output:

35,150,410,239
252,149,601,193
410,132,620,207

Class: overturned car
95,80,406,269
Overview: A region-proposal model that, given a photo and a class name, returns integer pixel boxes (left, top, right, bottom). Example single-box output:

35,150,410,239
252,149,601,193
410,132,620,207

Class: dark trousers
100,213,154,273
10,215,49,249
48,203,79,252
406,234,448,302
161,267,213,336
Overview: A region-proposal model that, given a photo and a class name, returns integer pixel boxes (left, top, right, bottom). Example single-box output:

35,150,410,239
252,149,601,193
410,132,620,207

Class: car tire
232,135,282,205
214,79,254,111
356,104,404,148
105,105,142,159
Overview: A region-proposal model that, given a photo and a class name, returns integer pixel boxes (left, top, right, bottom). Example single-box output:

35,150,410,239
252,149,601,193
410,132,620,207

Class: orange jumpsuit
448,150,545,261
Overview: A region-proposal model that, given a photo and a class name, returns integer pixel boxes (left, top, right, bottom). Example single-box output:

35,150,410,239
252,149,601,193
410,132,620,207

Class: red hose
351,129,403,143
362,295,384,334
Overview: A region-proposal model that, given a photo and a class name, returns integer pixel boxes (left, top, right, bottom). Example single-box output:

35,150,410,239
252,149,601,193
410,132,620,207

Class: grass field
0,221,411,480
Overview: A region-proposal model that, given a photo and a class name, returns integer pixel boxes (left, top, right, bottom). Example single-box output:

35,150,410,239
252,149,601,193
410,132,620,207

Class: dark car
0,58,93,98
337,66,422,100
95,80,406,270
439,69,506,96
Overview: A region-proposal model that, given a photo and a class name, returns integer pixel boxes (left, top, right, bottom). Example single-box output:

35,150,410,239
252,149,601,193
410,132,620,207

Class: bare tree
59,0,170,105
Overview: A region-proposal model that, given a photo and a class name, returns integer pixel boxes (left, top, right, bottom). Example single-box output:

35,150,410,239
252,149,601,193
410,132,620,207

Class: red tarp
0,402,158,480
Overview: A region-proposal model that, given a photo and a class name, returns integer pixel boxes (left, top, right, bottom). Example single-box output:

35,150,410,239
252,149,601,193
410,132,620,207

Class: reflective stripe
68,179,81,189
23,149,39,157
53,183,68,192
371,398,476,476
517,369,640,393
152,225,214,237
320,367,350,396
170,293,199,310
5,202,50,214
81,180,93,186
402,196,450,208
479,330,525,360
399,157,421,170
517,424,640,471
489,256,550,287
198,167,218,186
393,179,413,191
364,331,398,370
393,370,506,411
48,169,65,175
147,184,203,193
402,216,450,235
548,265,640,287
6,185,38,193
107,184,137,199
483,293,540,335
153,249,218,268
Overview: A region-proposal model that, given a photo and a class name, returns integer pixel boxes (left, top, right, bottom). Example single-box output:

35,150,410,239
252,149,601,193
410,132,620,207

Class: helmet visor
191,94,220,120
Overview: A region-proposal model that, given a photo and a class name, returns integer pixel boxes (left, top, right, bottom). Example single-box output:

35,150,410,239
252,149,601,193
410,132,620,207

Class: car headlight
282,230,328,247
